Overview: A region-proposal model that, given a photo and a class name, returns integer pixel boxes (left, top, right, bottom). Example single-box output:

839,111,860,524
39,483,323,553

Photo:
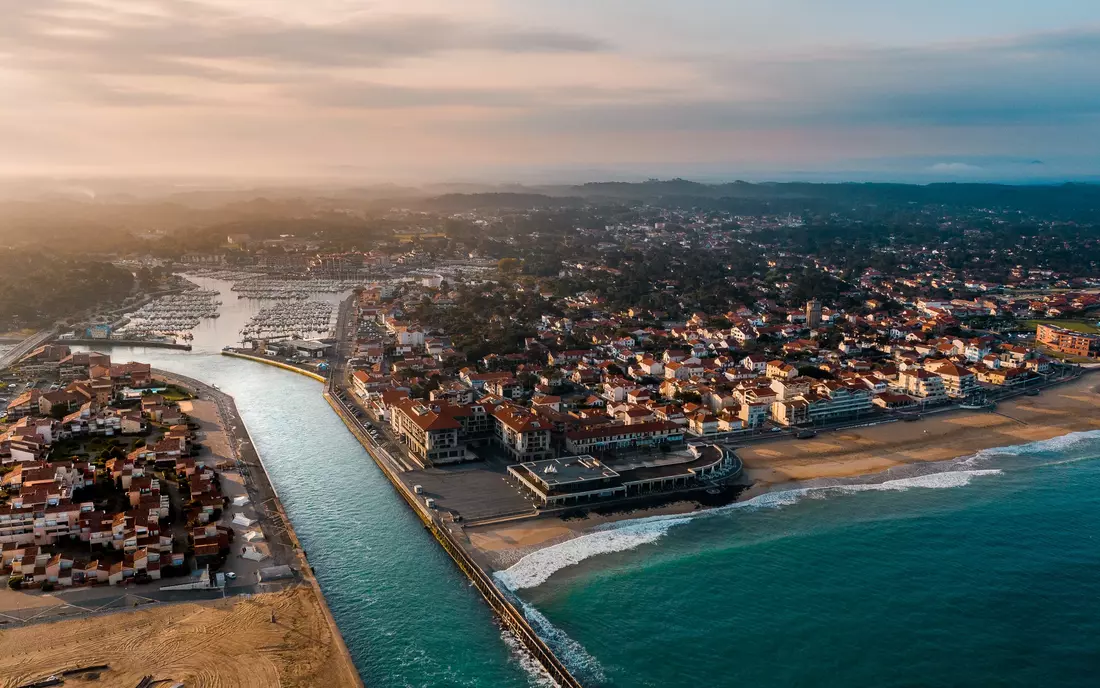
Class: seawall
155,368,364,688
61,338,192,350
220,350,327,382
323,386,584,688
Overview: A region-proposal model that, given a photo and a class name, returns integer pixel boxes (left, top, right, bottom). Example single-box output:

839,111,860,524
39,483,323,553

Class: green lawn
1021,319,1100,334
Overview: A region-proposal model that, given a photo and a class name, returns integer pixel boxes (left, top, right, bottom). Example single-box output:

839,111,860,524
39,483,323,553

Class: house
741,354,768,373
765,360,798,381
688,411,721,436
663,361,690,380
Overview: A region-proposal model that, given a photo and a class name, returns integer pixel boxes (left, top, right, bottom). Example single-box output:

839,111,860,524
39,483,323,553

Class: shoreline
469,371,1100,572
153,369,364,688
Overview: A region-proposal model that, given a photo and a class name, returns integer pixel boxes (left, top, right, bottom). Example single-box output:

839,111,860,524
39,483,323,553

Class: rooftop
517,455,620,488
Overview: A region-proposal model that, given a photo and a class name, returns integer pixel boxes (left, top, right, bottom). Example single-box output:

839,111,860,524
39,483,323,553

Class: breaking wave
519,601,607,685
495,469,1002,592
494,517,693,591
499,627,558,688
963,429,1100,461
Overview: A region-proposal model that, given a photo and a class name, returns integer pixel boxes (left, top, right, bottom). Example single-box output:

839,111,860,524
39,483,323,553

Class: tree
497,257,522,275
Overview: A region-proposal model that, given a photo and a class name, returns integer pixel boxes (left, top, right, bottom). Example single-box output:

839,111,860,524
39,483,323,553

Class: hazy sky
3,0,1100,182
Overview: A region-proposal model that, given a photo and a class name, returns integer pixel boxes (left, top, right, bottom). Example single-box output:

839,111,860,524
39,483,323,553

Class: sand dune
0,587,360,688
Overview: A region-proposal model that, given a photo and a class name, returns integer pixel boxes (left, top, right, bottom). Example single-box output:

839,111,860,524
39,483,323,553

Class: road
0,328,57,370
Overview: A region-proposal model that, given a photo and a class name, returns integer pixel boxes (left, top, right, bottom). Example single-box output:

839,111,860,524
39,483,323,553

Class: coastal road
0,328,56,370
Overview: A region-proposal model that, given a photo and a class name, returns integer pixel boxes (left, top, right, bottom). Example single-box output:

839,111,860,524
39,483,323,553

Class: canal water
83,278,541,687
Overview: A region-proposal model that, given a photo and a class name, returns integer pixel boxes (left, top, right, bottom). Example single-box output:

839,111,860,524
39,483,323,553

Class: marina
231,276,363,300
113,288,221,341
239,300,336,342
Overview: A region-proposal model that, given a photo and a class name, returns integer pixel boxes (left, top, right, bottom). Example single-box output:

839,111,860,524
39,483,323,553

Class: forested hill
0,251,134,330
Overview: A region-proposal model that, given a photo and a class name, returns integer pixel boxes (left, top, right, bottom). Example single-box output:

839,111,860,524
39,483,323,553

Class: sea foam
495,469,1002,592
519,601,607,685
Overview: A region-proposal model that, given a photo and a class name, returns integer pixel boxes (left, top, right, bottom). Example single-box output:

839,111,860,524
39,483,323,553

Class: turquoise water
90,279,1100,687
504,434,1100,687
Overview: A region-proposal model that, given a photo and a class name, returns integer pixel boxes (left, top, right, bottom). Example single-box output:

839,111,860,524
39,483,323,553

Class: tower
806,299,822,328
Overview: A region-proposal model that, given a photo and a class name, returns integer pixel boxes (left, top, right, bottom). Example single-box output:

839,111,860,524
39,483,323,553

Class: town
7,185,1100,530
3,182,1100,687
0,347,286,595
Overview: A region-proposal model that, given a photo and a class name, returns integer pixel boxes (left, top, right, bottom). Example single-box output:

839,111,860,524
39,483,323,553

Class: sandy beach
737,373,1100,484
467,373,1100,569
0,587,361,688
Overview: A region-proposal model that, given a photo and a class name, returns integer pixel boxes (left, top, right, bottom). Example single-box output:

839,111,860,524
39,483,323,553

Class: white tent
242,545,269,562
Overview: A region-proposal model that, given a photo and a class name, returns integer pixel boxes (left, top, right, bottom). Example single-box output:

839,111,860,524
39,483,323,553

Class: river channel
79,276,538,687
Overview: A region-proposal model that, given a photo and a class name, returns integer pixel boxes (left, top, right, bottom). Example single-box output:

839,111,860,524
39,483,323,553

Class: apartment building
389,398,464,464
1036,323,1099,357
898,369,949,403
564,420,684,455
492,404,553,462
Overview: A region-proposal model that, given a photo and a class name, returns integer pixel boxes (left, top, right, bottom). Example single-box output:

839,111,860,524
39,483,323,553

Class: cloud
928,162,985,174
0,0,608,105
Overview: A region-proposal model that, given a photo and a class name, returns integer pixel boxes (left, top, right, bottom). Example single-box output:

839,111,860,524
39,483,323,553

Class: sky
2,0,1100,183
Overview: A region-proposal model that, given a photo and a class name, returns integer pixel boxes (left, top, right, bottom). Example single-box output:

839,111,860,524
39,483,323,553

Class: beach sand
0,587,361,688
467,373,1100,569
178,398,233,464
738,373,1100,484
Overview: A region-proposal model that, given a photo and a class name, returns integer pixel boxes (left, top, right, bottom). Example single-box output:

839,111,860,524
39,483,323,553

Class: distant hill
396,179,1100,217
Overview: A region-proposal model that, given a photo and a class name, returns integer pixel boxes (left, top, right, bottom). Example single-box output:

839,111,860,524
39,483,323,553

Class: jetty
220,349,328,382
323,381,584,688
153,368,364,688
60,338,192,350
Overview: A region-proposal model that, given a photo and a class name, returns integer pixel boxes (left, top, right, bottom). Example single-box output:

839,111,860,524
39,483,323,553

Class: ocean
499,432,1100,687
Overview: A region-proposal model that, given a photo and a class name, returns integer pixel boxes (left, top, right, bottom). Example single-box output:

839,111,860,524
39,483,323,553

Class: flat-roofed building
509,445,740,507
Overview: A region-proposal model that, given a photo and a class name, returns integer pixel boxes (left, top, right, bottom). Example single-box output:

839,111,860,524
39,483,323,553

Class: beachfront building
564,420,684,455
508,455,625,506
389,398,465,465
771,398,810,426
924,360,977,398
508,445,740,507
898,369,949,403
492,404,553,462
1035,324,1100,358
